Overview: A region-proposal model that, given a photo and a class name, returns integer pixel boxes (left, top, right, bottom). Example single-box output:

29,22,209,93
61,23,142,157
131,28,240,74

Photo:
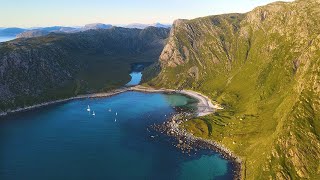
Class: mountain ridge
146,0,320,179
0,27,169,113
124,23,171,29
16,23,113,38
0,23,171,39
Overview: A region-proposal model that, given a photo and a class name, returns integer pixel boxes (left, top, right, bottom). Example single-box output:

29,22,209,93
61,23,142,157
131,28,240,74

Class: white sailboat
92,111,95,116
116,112,118,116
87,105,91,112
115,118,117,122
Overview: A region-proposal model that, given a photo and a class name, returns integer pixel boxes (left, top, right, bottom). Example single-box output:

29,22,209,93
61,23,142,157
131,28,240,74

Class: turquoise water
0,92,234,180
0,36,15,42
126,72,142,86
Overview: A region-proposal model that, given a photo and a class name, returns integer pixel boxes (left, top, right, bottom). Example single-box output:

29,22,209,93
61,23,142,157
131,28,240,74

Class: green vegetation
0,27,169,112
147,0,320,179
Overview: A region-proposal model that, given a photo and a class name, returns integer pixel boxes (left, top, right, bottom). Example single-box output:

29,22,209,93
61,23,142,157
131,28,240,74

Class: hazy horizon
1,0,293,28
0,22,171,29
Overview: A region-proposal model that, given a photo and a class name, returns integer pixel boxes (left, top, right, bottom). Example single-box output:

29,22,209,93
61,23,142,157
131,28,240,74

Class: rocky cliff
148,0,320,179
0,27,169,112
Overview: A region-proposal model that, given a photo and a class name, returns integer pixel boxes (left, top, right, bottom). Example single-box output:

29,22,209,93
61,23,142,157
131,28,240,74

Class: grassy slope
147,0,320,179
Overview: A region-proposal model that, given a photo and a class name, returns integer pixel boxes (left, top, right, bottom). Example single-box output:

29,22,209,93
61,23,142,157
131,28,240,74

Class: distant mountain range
83,23,113,30
0,28,26,36
124,23,172,29
0,22,172,39
16,24,113,38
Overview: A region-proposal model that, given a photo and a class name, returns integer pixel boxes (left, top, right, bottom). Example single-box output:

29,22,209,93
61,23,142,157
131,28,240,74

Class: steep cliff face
0,27,169,112
148,0,320,179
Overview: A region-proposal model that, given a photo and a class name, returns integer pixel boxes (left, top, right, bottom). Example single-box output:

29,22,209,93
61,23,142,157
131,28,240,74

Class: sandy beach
130,85,222,117
0,85,219,117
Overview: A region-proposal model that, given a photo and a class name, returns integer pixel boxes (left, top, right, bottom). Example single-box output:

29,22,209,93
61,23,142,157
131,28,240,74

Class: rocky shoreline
133,86,242,179
152,112,242,180
0,85,242,179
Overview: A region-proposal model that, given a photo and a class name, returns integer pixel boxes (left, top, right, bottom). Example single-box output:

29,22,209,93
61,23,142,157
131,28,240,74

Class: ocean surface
0,91,235,180
0,36,15,43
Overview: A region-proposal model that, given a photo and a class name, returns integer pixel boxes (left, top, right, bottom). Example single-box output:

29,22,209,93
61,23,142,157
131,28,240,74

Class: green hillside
146,0,320,179
0,27,169,112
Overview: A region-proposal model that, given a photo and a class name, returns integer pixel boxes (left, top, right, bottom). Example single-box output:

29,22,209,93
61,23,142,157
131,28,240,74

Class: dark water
0,92,234,180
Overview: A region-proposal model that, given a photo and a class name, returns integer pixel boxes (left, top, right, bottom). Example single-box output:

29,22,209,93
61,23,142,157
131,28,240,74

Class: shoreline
130,85,223,116
0,85,242,179
0,85,220,117
128,86,242,179
153,113,242,180
0,87,129,117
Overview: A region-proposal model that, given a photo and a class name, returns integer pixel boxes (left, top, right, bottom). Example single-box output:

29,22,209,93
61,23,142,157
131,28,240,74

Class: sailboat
115,118,117,122
116,112,118,116
87,105,91,112
92,111,95,116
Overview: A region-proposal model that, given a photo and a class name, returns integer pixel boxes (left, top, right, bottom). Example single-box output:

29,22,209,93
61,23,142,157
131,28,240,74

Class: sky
0,0,294,28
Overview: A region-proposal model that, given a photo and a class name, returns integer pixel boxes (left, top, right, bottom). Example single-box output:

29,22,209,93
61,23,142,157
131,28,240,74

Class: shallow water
0,92,234,180
126,72,142,86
